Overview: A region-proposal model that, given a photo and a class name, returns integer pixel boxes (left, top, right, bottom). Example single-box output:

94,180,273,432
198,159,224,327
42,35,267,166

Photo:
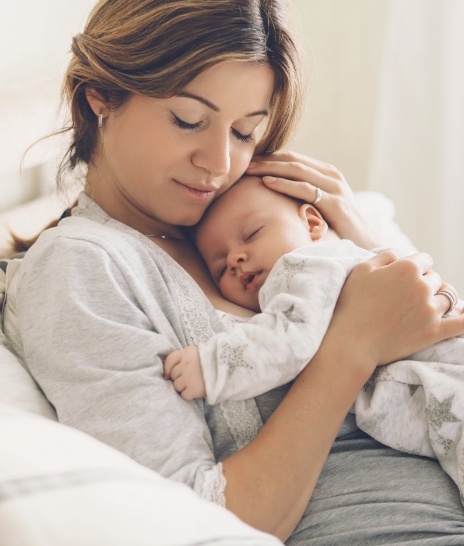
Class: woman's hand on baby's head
163,346,206,401
246,150,381,250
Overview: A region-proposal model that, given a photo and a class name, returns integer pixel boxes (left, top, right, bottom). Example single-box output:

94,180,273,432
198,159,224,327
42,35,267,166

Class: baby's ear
298,204,328,241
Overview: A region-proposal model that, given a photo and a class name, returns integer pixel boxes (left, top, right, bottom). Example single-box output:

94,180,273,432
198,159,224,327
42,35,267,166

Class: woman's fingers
435,282,459,315
402,256,460,316
439,306,464,339
248,157,342,195
364,249,398,267
251,150,336,174
405,251,435,275
259,175,322,205
246,151,382,249
336,251,464,366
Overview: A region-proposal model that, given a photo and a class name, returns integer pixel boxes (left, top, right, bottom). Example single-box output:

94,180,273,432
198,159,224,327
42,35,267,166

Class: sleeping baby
164,175,464,504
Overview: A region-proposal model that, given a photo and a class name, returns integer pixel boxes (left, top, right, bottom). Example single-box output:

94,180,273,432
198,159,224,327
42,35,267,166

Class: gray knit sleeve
14,231,224,501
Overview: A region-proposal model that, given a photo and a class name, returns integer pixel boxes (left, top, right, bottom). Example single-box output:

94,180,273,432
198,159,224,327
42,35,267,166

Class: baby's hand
164,346,206,401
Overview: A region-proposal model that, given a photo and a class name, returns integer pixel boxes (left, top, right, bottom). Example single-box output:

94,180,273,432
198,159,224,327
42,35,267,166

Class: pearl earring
98,111,104,129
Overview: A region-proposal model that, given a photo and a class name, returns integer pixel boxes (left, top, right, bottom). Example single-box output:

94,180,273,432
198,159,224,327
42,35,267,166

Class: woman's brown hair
14,0,304,252
62,0,304,178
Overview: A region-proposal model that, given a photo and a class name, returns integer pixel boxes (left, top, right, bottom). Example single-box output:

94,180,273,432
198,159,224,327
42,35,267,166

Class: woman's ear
298,204,328,241
85,87,108,118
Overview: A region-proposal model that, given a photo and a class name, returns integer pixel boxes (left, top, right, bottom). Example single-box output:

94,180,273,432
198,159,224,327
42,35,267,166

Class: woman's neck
85,176,186,241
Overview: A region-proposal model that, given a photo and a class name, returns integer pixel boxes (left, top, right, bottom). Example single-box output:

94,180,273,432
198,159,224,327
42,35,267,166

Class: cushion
0,404,282,546
0,341,56,419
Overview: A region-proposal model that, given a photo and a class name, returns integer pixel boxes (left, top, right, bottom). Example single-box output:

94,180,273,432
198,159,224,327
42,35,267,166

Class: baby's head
195,175,330,312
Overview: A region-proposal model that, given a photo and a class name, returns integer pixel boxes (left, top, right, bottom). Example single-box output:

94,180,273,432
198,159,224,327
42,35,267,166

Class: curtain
368,0,464,295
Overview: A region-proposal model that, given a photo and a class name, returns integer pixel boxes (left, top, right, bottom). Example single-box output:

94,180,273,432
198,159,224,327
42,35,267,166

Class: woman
4,0,464,543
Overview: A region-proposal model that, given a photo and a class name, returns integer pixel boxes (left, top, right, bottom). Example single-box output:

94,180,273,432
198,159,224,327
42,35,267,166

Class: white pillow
0,341,56,419
0,257,56,418
0,404,282,546
354,191,417,256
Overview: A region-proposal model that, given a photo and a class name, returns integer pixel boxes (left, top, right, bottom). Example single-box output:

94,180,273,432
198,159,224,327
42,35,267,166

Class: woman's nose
192,131,230,177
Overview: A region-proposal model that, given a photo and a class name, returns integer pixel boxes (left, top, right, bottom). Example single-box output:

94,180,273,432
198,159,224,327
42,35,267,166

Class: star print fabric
198,239,464,504
355,334,464,504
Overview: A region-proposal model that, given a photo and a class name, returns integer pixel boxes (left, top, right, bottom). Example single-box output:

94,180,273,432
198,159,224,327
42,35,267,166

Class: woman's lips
173,179,216,202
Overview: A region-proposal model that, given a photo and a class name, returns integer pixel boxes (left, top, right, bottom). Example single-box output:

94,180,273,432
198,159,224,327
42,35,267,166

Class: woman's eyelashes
171,113,254,143
172,114,203,131
232,128,254,143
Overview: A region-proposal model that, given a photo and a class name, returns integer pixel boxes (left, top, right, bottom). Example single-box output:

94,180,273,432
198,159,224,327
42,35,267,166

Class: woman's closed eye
172,113,203,131
232,128,254,143
171,113,254,143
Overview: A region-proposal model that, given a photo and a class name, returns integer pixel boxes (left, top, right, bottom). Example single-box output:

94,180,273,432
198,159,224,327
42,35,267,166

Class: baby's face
196,176,315,311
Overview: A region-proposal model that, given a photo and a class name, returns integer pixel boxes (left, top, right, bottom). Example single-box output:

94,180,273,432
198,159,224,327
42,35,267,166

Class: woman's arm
247,151,383,250
221,250,464,541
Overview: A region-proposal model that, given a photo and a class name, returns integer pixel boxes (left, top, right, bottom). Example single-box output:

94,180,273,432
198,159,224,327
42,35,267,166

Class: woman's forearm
221,328,374,541
221,250,464,540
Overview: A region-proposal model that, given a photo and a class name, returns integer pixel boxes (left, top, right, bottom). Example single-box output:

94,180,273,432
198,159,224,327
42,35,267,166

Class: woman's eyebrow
176,91,268,117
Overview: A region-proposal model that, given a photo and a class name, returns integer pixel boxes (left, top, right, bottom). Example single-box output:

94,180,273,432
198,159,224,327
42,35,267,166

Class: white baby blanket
199,240,464,502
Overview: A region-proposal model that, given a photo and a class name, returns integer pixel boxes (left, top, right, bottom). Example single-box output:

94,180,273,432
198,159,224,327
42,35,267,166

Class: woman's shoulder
24,193,155,264
24,218,144,269
13,214,172,304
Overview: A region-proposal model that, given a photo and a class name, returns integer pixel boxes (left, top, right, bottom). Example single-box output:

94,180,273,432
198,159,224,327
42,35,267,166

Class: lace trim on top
215,311,262,449
162,262,262,450
134,233,262,497
202,462,227,507
0,266,5,320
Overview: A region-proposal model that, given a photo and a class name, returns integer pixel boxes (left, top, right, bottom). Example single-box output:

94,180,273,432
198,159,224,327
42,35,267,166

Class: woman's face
87,61,274,234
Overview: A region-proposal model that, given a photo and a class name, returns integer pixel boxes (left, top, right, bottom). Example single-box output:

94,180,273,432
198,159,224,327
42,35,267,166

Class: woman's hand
246,151,381,250
329,251,464,368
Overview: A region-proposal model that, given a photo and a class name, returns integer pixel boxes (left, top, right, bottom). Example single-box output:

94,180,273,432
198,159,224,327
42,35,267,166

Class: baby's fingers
172,376,188,397
163,351,181,379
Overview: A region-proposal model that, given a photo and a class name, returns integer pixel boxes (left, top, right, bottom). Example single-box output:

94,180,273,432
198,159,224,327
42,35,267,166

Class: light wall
288,0,388,191
1,0,386,210
0,0,95,211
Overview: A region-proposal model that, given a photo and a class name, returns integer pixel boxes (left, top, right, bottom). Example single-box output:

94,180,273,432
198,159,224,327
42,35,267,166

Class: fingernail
247,162,257,169
263,176,276,183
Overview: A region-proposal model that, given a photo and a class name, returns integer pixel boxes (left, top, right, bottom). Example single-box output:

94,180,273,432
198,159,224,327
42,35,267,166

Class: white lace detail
166,266,263,449
137,235,262,485
134,232,215,346
219,399,261,450
168,265,214,346
0,267,6,319
215,310,251,326
202,462,227,507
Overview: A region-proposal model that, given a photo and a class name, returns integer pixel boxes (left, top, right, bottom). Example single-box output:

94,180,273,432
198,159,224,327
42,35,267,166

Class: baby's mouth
240,271,262,291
